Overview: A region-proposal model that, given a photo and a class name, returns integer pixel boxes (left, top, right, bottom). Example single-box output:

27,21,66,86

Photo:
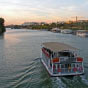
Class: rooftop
42,42,77,52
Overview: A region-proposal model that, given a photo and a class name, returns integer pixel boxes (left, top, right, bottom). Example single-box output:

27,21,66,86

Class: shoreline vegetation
6,21,88,31
0,18,6,34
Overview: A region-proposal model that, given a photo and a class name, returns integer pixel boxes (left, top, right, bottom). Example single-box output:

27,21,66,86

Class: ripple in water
0,29,88,88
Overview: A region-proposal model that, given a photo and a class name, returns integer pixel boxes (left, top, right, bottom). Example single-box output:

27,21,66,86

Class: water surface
0,29,88,88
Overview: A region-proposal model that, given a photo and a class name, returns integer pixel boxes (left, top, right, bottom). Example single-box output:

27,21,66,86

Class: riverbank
6,20,88,31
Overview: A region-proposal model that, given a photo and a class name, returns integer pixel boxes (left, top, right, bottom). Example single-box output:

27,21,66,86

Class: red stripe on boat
42,48,50,58
77,57,83,62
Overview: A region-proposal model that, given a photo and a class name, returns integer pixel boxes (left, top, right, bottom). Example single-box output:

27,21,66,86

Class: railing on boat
52,63,83,74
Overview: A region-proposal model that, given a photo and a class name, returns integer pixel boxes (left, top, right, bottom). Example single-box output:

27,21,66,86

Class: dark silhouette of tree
0,18,6,34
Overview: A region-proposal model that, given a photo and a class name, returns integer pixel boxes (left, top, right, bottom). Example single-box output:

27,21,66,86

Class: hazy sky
0,0,88,25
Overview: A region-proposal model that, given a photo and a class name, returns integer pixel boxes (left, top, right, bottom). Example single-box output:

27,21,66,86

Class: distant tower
71,16,84,22
76,16,77,22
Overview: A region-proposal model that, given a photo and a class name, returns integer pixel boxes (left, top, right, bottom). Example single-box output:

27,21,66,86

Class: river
0,29,88,88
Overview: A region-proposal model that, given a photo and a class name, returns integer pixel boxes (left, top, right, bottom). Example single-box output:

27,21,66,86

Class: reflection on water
0,29,88,88
0,34,4,39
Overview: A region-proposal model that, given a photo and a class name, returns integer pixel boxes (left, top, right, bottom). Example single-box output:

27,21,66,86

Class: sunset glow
0,0,88,25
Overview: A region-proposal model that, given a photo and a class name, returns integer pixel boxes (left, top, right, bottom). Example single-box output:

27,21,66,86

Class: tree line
6,21,88,30
0,18,6,34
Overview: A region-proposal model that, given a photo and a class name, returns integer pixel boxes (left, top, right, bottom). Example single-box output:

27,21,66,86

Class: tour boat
41,42,84,77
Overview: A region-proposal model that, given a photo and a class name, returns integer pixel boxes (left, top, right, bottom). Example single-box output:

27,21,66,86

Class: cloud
0,0,88,25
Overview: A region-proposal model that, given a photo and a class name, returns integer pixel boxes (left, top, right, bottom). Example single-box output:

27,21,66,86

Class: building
22,22,39,26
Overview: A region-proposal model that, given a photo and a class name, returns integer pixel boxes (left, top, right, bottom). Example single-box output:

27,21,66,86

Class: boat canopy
42,42,77,52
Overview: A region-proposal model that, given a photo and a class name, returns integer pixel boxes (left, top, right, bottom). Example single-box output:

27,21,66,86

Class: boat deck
41,58,84,77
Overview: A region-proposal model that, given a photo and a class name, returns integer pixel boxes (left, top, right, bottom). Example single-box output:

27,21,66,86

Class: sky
0,0,88,25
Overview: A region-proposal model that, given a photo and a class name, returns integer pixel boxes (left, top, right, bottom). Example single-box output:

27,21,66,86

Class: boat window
59,52,70,57
58,52,74,57
61,64,65,68
70,52,74,57
58,64,60,68
65,64,68,68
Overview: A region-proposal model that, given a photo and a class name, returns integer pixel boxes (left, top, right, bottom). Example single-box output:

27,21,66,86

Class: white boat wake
56,77,66,88
81,75,88,85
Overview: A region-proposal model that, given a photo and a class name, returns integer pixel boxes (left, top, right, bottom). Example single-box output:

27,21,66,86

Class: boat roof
42,42,77,52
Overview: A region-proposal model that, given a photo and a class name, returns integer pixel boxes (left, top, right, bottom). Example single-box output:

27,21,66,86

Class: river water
0,29,88,88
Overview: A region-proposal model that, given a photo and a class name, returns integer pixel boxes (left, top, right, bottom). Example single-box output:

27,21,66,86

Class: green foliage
0,18,6,33
6,20,88,31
